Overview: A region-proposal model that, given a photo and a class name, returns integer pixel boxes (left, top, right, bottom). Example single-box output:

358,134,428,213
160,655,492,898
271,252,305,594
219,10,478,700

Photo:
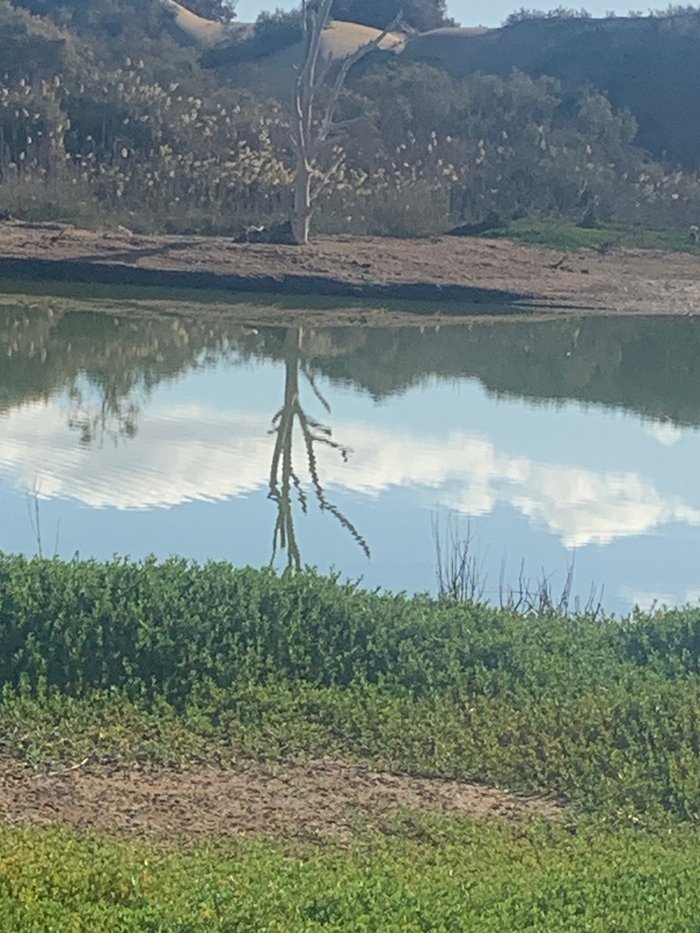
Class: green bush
2,553,699,700
0,553,636,700
1,555,700,821
0,820,699,930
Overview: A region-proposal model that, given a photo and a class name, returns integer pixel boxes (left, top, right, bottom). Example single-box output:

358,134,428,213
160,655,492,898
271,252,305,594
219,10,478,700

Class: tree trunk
291,150,312,245
290,1,400,244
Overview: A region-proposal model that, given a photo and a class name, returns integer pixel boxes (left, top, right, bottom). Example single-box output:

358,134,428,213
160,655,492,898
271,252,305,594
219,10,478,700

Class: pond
1,290,699,616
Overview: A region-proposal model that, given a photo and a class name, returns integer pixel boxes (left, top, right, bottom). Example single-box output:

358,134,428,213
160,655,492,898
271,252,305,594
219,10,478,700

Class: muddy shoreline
2,221,700,315
0,255,527,307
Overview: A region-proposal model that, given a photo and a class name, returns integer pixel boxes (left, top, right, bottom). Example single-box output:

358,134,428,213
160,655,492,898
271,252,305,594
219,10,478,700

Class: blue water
1,300,699,615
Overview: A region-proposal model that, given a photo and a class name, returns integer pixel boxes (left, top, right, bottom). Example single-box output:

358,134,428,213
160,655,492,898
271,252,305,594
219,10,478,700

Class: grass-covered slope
2,553,700,928
1,554,699,824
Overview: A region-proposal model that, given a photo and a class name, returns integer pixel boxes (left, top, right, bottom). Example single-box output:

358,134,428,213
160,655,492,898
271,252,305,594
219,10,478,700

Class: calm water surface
1,295,699,615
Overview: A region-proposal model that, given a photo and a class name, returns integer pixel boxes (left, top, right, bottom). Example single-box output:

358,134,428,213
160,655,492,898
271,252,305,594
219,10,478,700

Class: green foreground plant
502,218,700,253
2,553,700,927
1,818,699,931
1,554,699,824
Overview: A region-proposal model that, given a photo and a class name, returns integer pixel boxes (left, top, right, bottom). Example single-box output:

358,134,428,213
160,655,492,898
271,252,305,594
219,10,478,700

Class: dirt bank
1,221,699,314
0,757,560,843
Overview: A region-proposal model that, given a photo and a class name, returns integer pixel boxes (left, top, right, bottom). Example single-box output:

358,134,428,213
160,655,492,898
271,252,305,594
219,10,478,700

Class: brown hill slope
209,19,404,100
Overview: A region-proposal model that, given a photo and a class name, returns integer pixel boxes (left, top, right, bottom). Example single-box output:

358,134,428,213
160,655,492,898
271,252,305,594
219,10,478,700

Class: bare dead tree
290,0,402,244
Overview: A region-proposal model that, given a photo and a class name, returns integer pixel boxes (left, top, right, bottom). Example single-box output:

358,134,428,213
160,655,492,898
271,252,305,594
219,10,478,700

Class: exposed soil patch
2,221,700,314
0,757,560,842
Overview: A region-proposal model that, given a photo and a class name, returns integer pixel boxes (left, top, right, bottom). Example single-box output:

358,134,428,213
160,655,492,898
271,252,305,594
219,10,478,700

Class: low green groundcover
1,820,699,931
0,555,699,823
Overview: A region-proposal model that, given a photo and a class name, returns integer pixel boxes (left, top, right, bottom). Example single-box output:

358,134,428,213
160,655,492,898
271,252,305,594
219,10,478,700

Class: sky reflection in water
1,301,699,615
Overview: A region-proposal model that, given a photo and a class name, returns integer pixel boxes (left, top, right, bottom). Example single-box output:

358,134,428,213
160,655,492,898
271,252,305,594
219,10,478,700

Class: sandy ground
2,221,700,315
0,757,560,842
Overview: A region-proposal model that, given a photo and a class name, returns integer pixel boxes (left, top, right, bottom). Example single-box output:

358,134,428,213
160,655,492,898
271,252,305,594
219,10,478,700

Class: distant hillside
4,0,700,236
12,0,700,169
208,19,405,100
184,4,700,169
404,14,700,167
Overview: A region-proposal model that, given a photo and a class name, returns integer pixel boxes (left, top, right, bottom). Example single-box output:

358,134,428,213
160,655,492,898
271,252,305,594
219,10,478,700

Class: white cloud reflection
619,587,700,612
643,420,683,447
1,399,698,549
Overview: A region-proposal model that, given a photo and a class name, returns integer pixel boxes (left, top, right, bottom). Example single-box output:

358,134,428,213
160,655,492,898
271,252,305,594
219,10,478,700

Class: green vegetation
404,8,700,169
179,0,236,22
1,552,700,925
4,0,700,236
332,0,449,32
500,218,700,252
1,554,700,824
2,819,700,930
1,553,700,924
505,7,593,23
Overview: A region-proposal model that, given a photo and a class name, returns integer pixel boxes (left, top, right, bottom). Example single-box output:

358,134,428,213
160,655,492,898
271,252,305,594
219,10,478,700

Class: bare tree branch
313,14,403,157
290,5,403,243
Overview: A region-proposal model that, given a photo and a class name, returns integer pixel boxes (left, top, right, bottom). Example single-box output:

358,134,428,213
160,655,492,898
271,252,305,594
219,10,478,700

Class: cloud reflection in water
1,398,698,550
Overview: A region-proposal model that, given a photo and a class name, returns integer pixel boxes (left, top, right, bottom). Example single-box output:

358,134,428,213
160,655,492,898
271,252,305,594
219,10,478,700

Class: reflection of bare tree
66,382,140,447
268,327,370,570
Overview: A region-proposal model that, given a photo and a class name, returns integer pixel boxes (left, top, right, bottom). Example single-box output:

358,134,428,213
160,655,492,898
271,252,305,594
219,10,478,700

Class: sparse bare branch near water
433,516,486,605
26,483,61,559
